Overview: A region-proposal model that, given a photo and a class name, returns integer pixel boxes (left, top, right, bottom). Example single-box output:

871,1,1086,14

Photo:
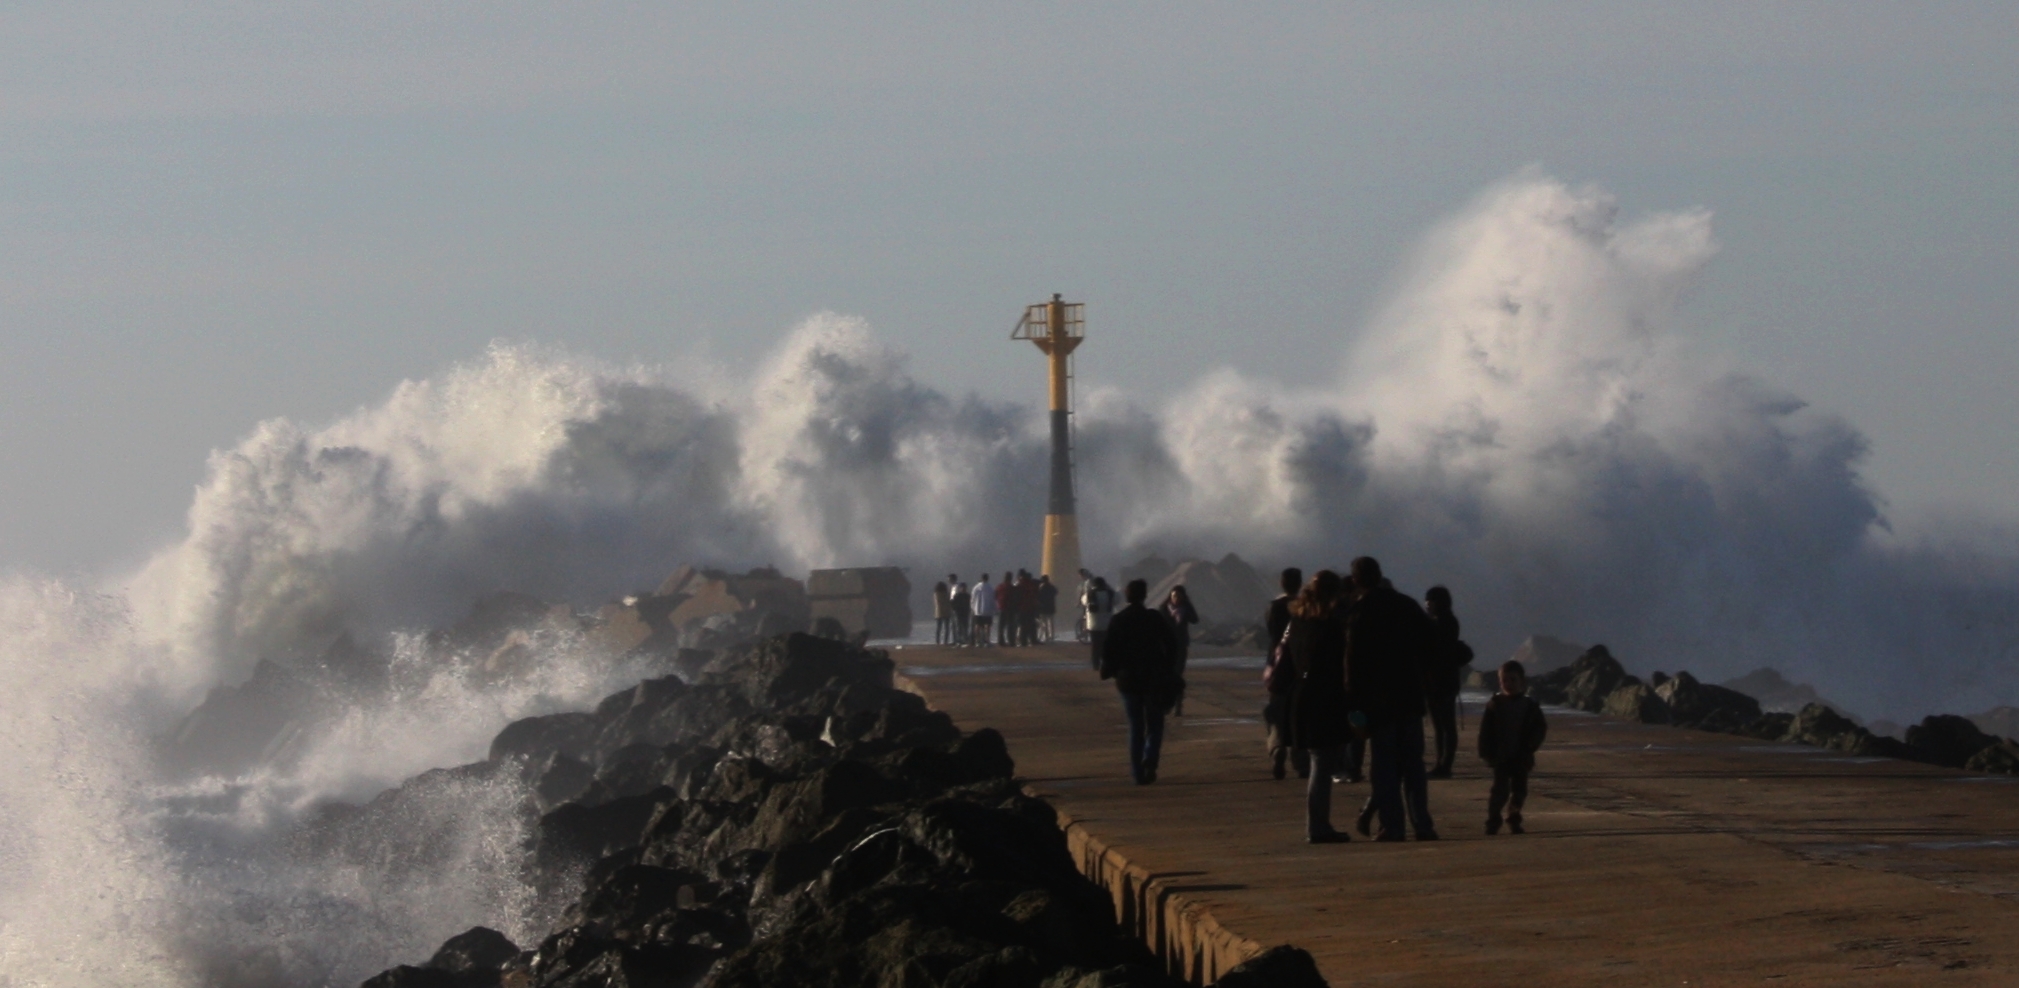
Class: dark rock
699,633,894,709
1906,715,1996,768
1601,682,1669,724
1563,646,1628,712
533,754,597,811
1779,703,1931,762
1781,703,1866,750
1965,739,2019,775
1738,711,1795,740
361,965,458,988
671,648,715,682
1213,945,1328,988
491,713,599,765
427,927,519,982
538,787,679,872
1655,671,1762,728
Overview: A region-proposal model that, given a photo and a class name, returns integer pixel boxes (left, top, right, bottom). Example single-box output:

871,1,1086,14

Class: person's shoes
1415,830,1441,841
1508,816,1525,835
1144,766,1158,784
1355,804,1377,836
1486,818,1502,835
1272,751,1287,780
1307,830,1351,844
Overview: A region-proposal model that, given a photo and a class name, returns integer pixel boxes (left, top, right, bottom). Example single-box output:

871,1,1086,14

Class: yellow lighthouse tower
1011,294,1084,583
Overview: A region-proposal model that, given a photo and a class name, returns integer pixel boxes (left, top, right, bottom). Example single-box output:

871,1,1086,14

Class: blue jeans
1368,717,1435,837
1121,692,1166,782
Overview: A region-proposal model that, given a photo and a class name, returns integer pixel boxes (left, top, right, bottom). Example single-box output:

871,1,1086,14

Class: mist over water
4,173,2016,985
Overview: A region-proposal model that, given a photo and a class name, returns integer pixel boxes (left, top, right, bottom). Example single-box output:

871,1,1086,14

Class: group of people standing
931,571,1061,646
1092,555,1548,843
1259,558,1547,842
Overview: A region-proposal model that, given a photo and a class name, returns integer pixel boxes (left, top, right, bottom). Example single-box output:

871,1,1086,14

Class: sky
2,3,2016,573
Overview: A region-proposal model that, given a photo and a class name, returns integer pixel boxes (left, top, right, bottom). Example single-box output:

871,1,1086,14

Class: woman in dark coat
1285,569,1353,842
1423,585,1467,778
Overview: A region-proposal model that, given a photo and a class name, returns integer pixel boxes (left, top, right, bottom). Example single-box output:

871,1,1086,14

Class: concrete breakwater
895,642,2019,986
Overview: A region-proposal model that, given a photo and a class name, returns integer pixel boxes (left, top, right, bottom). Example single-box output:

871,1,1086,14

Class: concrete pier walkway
891,642,2019,986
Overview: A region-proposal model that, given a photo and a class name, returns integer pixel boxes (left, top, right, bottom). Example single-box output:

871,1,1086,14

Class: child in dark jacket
1478,659,1548,835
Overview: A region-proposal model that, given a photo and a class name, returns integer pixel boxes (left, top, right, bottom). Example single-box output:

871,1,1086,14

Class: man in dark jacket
1101,578,1180,784
1345,557,1439,841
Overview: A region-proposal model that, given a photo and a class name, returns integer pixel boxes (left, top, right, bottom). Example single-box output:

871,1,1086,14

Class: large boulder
698,633,895,709
1905,715,1997,768
1965,739,2019,775
1655,671,1762,728
1602,682,1670,724
1215,946,1328,988
426,927,520,986
1563,646,1628,712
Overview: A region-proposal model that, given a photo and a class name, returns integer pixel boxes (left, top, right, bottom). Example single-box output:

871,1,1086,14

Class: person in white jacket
971,573,997,648
1081,576,1116,670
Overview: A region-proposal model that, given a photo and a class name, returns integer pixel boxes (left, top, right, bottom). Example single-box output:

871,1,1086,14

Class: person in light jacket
1082,576,1116,670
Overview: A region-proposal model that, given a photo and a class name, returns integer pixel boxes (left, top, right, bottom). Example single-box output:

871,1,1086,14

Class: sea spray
114,174,2019,719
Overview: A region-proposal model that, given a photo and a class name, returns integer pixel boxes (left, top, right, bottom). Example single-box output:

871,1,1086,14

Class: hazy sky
3,3,2015,572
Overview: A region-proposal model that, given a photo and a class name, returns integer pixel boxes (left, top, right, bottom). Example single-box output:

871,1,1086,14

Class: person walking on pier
951,580,972,646
1163,585,1200,716
1285,570,1355,842
1262,567,1305,780
971,573,997,647
1083,576,1116,670
1479,659,1548,835
933,578,953,645
1100,578,1181,784
1345,557,1440,842
1423,586,1471,778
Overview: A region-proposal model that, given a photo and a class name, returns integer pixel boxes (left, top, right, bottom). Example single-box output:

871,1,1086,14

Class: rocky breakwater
1529,646,2019,772
350,632,1324,988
